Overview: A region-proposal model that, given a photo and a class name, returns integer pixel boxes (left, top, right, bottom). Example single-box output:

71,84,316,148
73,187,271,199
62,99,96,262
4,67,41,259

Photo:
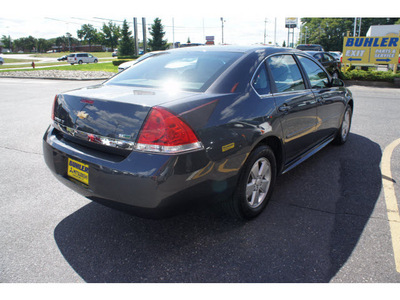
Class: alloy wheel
246,157,271,208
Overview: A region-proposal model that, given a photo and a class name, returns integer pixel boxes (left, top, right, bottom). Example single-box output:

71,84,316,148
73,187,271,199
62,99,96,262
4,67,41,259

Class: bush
112,59,135,66
342,69,400,82
118,55,139,60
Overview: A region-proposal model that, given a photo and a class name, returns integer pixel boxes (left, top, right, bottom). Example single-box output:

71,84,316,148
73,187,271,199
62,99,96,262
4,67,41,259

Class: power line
44,17,82,26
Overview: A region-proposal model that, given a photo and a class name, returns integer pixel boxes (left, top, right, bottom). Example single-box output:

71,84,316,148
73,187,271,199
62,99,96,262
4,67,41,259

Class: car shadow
54,133,382,282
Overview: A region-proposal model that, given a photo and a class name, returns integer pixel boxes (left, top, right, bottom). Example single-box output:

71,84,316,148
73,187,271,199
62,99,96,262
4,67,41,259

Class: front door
297,55,346,143
267,54,319,163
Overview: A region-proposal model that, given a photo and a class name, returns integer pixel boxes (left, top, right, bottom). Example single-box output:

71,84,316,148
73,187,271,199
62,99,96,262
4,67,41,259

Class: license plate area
67,158,89,185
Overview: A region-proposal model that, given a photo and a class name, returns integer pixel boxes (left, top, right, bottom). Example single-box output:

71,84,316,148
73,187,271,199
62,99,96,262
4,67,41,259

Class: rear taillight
51,95,58,120
135,106,203,154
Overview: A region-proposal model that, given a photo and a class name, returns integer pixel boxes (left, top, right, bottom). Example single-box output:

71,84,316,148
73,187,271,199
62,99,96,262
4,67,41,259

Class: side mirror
331,78,345,87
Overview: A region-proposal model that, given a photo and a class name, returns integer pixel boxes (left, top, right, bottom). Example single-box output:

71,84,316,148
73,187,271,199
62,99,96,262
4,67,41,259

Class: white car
329,52,342,62
67,53,98,65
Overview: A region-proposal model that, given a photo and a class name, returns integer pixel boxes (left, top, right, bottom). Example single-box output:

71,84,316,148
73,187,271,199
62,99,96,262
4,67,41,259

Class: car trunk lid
52,84,196,152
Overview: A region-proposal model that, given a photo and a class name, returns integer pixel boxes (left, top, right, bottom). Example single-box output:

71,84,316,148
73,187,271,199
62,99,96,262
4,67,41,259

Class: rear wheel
228,145,276,219
334,105,352,145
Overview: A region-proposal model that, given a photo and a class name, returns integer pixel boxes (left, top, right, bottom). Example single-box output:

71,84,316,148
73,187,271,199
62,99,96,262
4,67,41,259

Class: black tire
334,105,352,145
228,145,277,220
78,60,83,65
94,59,98,63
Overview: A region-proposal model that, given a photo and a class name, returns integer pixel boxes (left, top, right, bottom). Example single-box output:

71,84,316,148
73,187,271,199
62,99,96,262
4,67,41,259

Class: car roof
165,45,298,55
304,51,329,55
297,44,322,47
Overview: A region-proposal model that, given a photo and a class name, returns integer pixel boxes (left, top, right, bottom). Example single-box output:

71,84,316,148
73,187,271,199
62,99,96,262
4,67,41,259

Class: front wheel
228,145,277,219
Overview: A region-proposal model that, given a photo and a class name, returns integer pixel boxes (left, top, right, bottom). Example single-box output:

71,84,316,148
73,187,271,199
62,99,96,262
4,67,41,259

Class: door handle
279,105,291,112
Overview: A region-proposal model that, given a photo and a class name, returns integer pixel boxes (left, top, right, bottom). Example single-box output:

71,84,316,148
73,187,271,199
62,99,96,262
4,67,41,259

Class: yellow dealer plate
67,158,89,185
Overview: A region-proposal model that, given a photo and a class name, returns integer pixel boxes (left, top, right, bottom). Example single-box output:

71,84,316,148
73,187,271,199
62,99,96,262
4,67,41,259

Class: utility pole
142,17,147,53
220,17,225,44
264,18,267,44
133,17,139,56
172,18,175,48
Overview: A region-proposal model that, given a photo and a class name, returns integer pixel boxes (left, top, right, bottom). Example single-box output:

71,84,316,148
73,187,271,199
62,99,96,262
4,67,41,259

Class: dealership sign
342,35,400,64
285,18,298,28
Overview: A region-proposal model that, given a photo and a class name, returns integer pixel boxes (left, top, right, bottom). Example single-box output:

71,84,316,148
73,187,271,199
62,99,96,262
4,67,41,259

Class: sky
1,0,399,47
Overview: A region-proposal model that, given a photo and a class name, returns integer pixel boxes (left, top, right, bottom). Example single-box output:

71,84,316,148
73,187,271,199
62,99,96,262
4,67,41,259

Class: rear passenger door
266,54,319,163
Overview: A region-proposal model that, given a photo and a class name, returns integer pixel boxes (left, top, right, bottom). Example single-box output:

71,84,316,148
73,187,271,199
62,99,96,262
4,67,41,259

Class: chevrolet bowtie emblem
77,111,89,120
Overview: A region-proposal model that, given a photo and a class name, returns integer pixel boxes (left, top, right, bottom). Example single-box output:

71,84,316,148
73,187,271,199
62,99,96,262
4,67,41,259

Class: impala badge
77,111,89,120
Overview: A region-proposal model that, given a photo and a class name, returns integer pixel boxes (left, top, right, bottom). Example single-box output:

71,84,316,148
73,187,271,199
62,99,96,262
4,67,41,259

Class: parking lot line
381,138,400,273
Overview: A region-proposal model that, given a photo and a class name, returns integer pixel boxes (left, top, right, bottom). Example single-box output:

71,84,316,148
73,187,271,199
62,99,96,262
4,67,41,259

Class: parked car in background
67,53,98,65
112,50,118,57
296,44,324,51
305,51,341,78
43,46,353,220
0,56,4,65
57,55,68,61
329,52,342,62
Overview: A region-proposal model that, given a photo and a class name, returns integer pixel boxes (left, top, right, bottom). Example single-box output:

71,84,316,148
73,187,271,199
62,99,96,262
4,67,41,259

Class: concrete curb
344,80,400,88
0,75,110,81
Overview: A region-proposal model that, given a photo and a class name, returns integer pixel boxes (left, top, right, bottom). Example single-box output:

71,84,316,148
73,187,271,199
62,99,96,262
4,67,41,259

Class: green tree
118,19,134,56
77,24,99,51
148,18,168,51
13,36,37,52
1,35,12,51
101,21,121,52
359,18,400,35
37,38,50,53
299,18,400,51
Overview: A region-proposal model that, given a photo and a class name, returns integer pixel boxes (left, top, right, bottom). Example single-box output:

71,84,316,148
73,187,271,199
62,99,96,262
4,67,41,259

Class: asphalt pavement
0,78,399,283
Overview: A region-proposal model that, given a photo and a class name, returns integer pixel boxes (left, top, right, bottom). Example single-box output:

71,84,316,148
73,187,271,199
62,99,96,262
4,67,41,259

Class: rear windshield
106,51,242,92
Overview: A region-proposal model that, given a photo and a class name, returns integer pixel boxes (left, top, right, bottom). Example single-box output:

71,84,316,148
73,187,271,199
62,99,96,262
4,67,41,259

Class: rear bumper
43,125,239,217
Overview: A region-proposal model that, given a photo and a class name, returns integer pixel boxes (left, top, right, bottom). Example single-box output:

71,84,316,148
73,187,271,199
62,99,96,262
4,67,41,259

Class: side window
298,56,329,89
267,55,305,93
314,53,323,62
252,63,270,95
